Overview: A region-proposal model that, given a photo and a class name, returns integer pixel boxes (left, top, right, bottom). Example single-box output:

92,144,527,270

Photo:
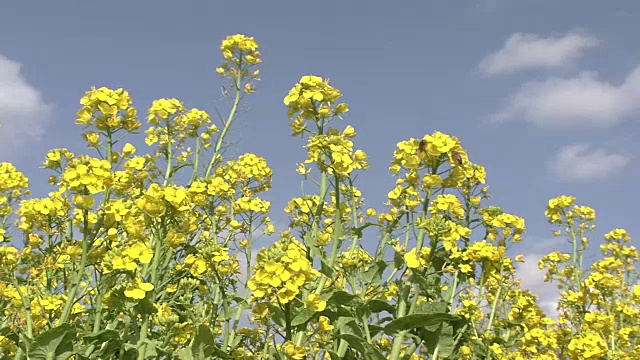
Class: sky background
1,0,639,312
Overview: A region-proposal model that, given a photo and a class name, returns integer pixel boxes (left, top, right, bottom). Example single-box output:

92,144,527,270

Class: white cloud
515,252,559,319
479,31,599,76
0,54,52,159
491,66,640,127
548,144,630,183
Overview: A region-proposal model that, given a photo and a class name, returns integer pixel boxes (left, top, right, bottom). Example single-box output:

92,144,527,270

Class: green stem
84,288,105,356
448,271,459,309
58,212,90,325
389,285,411,359
225,222,254,349
337,340,349,357
210,260,231,349
205,72,243,178
485,280,502,332
486,260,505,332
60,131,113,326
346,179,360,257
566,220,585,332
163,123,173,187
189,137,201,185
432,343,440,360
483,261,505,360
12,277,32,338
316,174,343,291
119,314,131,360
285,303,292,341
389,189,430,359
362,315,372,344
138,225,165,359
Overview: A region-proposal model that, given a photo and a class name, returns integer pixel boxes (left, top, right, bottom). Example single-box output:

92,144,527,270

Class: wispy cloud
0,54,53,160
479,31,600,76
548,144,630,183
490,66,640,128
515,252,559,318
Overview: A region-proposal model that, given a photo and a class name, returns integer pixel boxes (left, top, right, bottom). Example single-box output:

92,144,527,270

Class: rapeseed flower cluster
284,75,348,121
247,236,320,304
145,98,218,151
216,34,261,96
0,163,29,220
16,191,69,232
284,195,321,227
75,86,141,133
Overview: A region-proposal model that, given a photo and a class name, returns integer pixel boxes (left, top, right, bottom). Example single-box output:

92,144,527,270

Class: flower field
0,34,638,360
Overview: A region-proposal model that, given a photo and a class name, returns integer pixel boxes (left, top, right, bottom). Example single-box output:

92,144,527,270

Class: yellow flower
282,341,306,360
429,194,464,219
124,242,154,264
489,343,502,355
318,316,334,332
112,255,137,271
82,131,100,147
545,195,575,223
404,248,421,269
458,264,473,274
404,247,431,269
295,163,311,175
184,254,208,277
73,194,95,209
342,125,356,138
124,279,154,300
122,143,136,156
307,293,327,311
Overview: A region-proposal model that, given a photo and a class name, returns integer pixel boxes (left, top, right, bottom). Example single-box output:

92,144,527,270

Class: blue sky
1,1,639,308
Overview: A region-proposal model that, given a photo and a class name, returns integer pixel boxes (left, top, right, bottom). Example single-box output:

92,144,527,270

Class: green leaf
291,307,316,327
468,338,488,358
72,353,91,360
328,291,363,308
334,317,363,338
336,334,386,360
334,305,356,318
267,303,286,327
83,329,119,344
18,332,33,354
168,163,190,177
362,344,387,360
232,296,248,306
361,260,387,285
393,251,404,270
414,301,448,315
422,323,454,358
136,339,159,359
364,324,384,338
366,299,395,314
191,324,215,358
133,298,157,316
303,231,321,259
0,325,11,337
336,334,366,354
211,347,234,359
320,258,334,278
28,324,76,360
384,313,460,335
351,222,375,239
82,329,121,358
176,348,194,360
